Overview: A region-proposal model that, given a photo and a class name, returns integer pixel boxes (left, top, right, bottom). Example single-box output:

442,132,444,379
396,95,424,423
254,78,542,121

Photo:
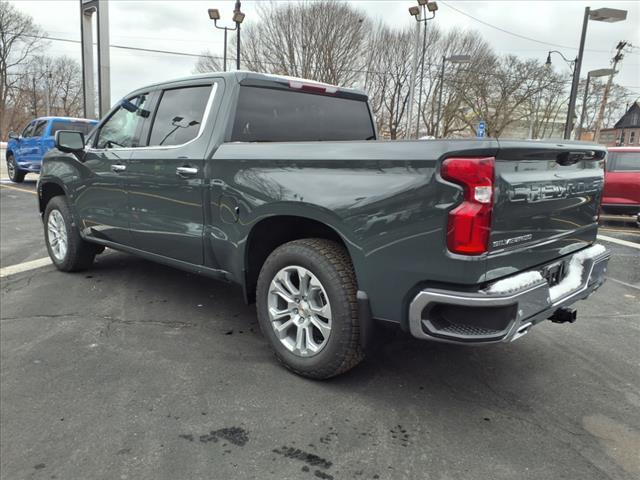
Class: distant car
5,117,98,183
602,147,640,220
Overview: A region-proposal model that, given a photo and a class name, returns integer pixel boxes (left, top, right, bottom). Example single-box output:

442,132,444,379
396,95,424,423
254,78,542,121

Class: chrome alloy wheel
47,209,68,261
267,266,332,357
7,160,15,179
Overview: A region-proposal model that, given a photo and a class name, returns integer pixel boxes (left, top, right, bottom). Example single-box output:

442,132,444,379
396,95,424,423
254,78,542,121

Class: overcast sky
10,0,640,104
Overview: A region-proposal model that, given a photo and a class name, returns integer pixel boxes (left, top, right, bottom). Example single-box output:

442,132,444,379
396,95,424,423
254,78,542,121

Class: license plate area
540,260,568,287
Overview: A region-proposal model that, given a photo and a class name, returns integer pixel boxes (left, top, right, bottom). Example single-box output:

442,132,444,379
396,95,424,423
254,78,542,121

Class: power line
6,31,639,90
440,1,638,56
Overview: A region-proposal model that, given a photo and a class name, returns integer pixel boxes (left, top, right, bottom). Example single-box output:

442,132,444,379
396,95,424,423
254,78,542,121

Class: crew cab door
127,82,217,265
77,93,151,246
25,119,48,163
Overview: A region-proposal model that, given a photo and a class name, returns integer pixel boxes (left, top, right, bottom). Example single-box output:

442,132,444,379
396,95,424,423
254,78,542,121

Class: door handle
176,166,198,177
111,164,126,172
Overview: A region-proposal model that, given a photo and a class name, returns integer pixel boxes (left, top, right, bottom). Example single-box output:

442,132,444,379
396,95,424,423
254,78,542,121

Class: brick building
597,102,640,147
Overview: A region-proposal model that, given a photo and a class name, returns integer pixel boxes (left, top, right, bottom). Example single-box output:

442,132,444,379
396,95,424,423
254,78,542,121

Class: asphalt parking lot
1,176,639,480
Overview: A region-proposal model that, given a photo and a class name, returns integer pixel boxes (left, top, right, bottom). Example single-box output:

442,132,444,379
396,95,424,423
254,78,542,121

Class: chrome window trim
86,82,218,153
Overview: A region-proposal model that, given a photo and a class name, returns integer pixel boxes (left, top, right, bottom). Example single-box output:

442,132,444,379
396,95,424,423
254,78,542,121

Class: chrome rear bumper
408,244,610,344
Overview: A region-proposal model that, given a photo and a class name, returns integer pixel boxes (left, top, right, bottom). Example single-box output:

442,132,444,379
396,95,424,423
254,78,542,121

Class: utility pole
594,41,627,142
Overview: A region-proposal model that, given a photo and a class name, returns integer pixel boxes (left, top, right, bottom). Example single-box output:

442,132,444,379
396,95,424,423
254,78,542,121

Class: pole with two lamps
406,0,438,139
208,3,245,72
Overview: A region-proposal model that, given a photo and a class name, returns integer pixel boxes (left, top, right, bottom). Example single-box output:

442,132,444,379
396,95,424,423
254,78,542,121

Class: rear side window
50,121,95,137
609,151,640,171
231,86,375,142
32,120,48,137
148,85,212,146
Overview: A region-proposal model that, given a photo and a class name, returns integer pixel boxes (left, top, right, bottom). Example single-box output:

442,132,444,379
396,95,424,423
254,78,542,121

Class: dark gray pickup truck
38,71,610,378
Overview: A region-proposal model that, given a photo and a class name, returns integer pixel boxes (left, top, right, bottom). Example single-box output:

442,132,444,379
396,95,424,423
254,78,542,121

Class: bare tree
458,56,560,138
193,49,222,74
241,1,368,86
363,24,414,139
0,0,45,138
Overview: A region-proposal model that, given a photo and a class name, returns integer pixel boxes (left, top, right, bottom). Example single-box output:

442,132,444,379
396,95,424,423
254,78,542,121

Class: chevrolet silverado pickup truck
37,71,611,379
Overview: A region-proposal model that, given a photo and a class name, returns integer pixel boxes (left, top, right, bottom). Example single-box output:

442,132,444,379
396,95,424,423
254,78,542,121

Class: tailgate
486,140,606,281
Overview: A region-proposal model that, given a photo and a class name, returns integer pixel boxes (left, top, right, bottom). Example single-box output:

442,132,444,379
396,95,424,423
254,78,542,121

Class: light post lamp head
545,52,552,68
589,7,627,23
589,68,616,78
409,6,420,17
426,2,438,12
232,11,245,24
208,8,220,20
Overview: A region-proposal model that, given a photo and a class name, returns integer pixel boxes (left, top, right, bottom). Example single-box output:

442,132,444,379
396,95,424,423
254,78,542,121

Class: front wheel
256,239,364,379
6,154,26,183
44,196,96,272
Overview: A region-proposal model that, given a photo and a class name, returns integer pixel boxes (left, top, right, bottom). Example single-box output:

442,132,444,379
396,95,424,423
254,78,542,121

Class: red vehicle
602,147,640,223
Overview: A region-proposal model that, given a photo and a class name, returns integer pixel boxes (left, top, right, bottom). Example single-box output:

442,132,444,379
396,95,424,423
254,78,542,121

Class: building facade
597,102,640,147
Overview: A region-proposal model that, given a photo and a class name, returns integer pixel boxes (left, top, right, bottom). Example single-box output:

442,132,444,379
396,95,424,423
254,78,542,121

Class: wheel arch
39,180,68,215
243,214,358,304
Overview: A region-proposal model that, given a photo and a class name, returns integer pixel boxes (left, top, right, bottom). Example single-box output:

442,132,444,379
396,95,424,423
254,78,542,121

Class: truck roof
33,116,98,123
129,70,368,100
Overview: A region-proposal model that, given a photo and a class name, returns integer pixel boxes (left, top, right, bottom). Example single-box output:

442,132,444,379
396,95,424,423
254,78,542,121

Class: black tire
6,154,26,183
256,238,364,379
44,196,96,272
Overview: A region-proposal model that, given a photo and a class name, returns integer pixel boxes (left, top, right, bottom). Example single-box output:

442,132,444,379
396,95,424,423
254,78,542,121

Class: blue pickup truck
6,117,97,183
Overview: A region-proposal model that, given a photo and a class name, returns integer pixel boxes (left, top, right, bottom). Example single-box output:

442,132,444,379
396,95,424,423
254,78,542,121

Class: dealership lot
1,180,639,480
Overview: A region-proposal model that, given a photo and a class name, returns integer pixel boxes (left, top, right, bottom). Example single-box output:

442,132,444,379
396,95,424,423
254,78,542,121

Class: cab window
147,85,213,147
21,121,36,138
95,94,150,149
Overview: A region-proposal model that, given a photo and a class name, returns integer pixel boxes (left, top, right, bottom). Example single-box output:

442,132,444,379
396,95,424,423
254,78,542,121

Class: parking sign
477,121,486,138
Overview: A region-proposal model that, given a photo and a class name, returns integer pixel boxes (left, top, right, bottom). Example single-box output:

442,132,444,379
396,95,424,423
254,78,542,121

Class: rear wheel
44,196,97,272
256,238,364,379
6,154,26,183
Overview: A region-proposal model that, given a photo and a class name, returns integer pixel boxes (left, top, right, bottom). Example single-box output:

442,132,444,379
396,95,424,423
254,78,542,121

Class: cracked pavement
1,183,639,480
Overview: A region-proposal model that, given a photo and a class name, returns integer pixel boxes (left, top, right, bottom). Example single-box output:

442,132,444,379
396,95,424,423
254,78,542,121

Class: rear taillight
441,157,495,255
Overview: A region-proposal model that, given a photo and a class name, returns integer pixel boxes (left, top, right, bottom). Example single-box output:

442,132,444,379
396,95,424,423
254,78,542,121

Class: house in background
597,102,640,147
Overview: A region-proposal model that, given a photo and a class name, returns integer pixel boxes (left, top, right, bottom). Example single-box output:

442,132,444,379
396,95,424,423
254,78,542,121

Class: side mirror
8,131,19,140
55,130,85,153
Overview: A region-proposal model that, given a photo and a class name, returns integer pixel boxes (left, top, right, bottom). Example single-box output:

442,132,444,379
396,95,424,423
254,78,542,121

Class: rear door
127,82,217,265
485,141,606,280
77,93,151,246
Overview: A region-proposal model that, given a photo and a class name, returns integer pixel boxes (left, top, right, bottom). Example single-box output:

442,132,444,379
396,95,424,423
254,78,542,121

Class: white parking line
0,257,52,278
597,234,640,250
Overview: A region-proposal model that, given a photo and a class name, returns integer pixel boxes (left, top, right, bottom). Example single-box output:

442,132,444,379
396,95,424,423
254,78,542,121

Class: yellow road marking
0,184,37,195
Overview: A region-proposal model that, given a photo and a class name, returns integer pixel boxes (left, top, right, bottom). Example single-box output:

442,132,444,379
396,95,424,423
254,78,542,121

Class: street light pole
575,68,616,140
406,13,422,139
406,1,438,139
562,6,628,140
564,7,589,140
234,0,241,70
